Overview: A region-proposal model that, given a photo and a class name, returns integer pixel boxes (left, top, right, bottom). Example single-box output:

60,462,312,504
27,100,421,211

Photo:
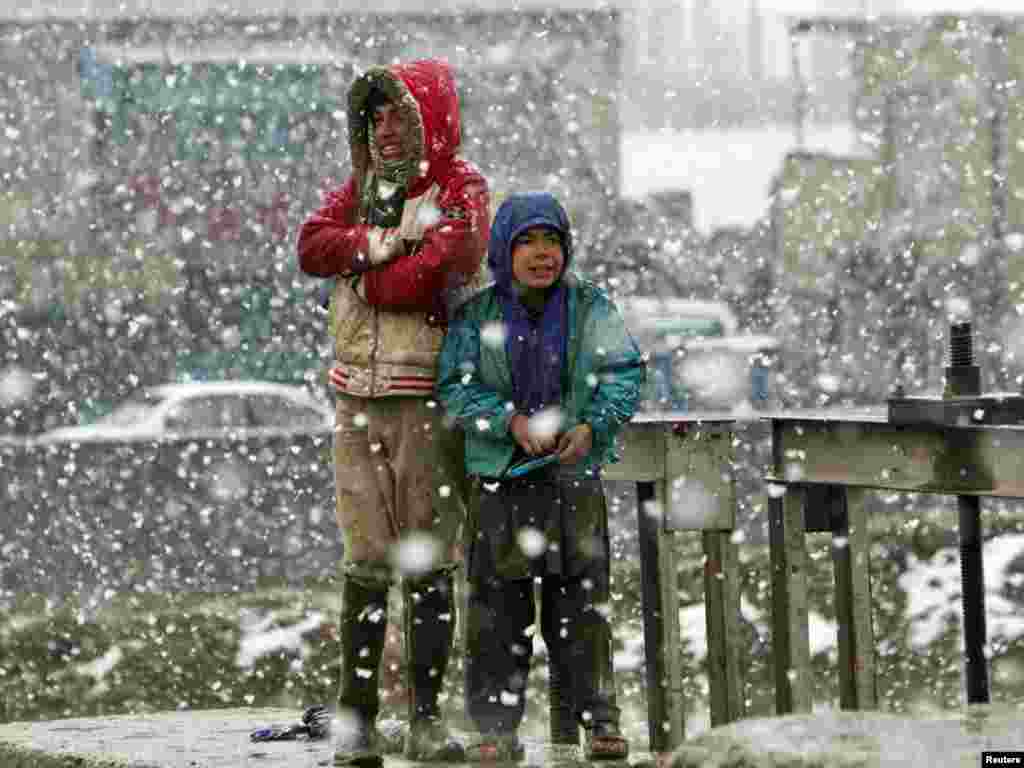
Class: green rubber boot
333,575,389,768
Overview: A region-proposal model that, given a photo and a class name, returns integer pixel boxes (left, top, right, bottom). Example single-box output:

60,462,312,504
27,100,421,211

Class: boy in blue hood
436,192,645,761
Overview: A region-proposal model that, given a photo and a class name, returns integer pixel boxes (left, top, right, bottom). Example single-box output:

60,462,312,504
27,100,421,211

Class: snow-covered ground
226,534,1024,665
222,533,1024,739
646,534,1024,665
622,122,862,234
3,522,1016,745
899,533,1024,649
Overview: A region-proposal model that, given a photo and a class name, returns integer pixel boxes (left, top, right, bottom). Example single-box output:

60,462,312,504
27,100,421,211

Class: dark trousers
465,573,621,735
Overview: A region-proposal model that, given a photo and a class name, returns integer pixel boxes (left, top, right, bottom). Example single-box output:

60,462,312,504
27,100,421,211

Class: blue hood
487,192,574,294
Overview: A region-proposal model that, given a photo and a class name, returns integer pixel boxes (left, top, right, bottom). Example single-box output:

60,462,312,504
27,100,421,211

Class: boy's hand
556,424,593,465
364,227,405,265
510,413,557,456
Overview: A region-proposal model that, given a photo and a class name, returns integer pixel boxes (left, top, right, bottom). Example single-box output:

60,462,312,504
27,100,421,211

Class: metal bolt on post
946,321,990,704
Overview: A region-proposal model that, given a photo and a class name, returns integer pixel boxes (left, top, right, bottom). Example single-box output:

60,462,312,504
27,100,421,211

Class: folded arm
296,178,375,277
363,175,490,312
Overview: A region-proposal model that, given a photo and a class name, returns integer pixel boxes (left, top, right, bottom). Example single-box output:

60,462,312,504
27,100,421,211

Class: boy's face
511,226,564,290
372,100,406,162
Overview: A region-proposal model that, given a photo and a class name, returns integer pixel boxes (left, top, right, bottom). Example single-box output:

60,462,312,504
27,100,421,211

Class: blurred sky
622,124,859,233
759,0,1024,14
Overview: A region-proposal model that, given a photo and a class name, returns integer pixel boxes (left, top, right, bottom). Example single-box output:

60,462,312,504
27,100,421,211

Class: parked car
35,380,333,444
0,433,26,448
617,297,778,412
14,380,339,594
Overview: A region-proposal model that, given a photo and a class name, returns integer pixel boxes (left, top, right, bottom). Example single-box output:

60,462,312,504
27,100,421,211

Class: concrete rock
671,705,1024,768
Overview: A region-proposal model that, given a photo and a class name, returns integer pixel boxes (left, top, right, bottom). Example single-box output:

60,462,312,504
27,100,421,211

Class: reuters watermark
983,752,1024,766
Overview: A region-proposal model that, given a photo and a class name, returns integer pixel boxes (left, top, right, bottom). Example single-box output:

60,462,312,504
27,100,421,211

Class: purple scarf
487,192,575,419
500,285,567,417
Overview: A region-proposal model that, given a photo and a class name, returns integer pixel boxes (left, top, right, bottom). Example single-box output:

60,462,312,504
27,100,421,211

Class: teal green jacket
436,276,646,477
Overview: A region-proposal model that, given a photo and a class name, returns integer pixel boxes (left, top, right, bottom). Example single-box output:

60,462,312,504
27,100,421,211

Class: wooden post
611,418,739,749
830,486,877,709
703,530,744,726
636,478,685,752
768,484,811,714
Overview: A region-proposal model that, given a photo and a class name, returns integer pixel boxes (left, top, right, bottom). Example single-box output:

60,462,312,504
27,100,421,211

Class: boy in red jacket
297,59,490,768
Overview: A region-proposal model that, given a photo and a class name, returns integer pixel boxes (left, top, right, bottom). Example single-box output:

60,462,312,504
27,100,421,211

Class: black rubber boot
403,569,464,761
334,575,389,768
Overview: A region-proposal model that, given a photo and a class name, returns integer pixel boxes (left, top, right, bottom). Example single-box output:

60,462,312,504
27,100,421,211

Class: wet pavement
4,704,1020,767
0,708,658,768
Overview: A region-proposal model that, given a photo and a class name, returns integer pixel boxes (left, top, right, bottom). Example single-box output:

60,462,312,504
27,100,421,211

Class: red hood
347,58,463,198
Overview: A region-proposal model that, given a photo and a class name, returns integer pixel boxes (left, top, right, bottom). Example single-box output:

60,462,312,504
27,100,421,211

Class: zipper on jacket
369,305,379,395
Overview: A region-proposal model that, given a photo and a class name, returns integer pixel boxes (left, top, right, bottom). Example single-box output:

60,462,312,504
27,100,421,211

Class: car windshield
626,315,726,353
645,316,724,337
96,393,169,427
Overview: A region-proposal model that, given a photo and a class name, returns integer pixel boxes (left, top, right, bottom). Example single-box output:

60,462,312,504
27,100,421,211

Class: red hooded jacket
296,59,490,398
297,58,490,314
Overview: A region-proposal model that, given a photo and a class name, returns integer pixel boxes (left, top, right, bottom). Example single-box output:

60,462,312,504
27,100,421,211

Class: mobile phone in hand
505,452,558,479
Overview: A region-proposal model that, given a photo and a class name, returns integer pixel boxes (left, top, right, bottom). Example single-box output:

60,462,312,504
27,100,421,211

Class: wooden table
605,412,745,752
763,407,1024,715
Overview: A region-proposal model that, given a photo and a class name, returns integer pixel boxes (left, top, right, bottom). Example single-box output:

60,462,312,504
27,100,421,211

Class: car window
166,395,251,431
99,401,157,427
97,393,169,426
248,395,326,429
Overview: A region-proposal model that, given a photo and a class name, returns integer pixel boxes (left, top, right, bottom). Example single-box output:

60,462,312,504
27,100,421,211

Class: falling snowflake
516,526,545,558
528,407,563,442
0,366,35,407
391,531,441,576
481,321,508,348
